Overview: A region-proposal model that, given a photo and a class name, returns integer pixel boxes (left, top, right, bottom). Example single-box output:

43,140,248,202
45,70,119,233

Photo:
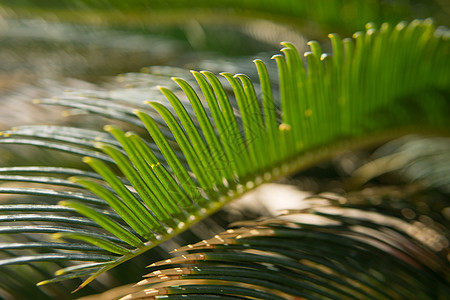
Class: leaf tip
103,124,114,132
199,70,212,76
124,131,135,138
328,33,339,39
52,232,63,240
134,279,149,286
147,101,161,110
36,280,47,287
93,142,104,149
67,176,79,183
133,109,143,116
82,156,93,164
352,31,363,39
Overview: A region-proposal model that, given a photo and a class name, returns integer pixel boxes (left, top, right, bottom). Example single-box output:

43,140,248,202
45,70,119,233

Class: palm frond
350,136,450,193
0,19,449,292
119,193,449,300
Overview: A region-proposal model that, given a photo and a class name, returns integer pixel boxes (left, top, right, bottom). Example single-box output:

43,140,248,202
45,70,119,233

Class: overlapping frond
0,19,449,292
120,195,449,300
350,136,450,192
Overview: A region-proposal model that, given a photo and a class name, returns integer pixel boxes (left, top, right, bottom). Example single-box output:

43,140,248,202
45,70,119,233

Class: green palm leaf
0,18,449,293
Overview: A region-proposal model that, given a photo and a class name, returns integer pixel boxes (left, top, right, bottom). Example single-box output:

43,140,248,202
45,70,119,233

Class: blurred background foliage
0,0,449,299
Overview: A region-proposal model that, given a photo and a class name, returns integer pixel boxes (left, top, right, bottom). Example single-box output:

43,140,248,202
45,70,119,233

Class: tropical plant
0,1,449,299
